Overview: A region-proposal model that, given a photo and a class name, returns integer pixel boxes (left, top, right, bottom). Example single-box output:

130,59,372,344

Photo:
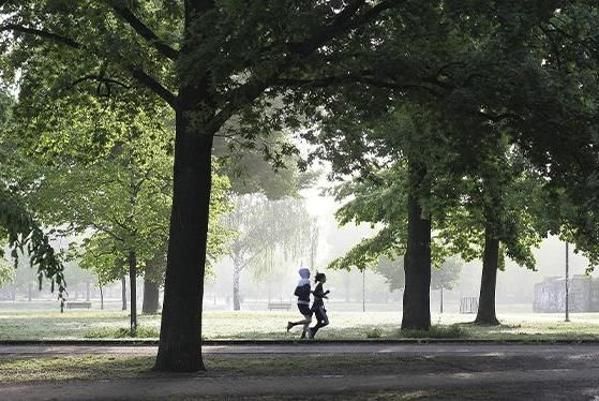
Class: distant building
533,275,599,313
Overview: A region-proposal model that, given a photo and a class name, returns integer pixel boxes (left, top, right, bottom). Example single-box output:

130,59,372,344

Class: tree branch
291,0,402,57
1,23,177,107
91,223,125,243
107,1,179,61
290,0,367,56
345,0,399,30
70,74,131,90
212,0,404,131
0,24,81,49
274,74,442,97
209,80,269,134
478,111,522,123
129,67,177,108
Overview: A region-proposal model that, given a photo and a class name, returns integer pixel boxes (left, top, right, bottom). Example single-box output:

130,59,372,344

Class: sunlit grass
0,355,153,383
0,309,598,340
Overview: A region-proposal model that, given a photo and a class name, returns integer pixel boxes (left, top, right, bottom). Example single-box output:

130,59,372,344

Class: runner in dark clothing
309,272,329,338
287,268,313,338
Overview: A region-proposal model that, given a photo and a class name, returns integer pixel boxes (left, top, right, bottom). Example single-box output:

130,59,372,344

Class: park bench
65,301,92,310
267,302,291,311
459,297,478,314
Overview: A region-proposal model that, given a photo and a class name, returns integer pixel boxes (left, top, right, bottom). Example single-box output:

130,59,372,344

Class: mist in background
0,189,592,314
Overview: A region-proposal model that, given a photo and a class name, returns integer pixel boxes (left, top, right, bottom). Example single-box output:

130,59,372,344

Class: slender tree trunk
86,282,90,302
99,285,104,310
143,278,161,314
143,251,165,314
28,283,32,302
233,266,241,311
440,287,444,314
154,90,214,371
121,276,127,311
475,226,500,325
401,161,432,331
129,250,138,335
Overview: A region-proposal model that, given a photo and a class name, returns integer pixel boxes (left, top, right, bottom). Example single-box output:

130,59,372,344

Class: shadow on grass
0,355,157,383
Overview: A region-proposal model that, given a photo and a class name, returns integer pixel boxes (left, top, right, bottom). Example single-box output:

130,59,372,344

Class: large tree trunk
129,250,138,335
143,278,161,314
401,161,432,331
154,92,214,371
121,276,127,311
233,266,241,311
475,226,500,325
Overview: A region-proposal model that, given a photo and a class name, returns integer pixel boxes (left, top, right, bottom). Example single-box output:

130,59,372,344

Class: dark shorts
297,303,312,317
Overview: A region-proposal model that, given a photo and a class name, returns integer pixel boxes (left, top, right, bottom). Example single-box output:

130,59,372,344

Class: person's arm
313,283,328,299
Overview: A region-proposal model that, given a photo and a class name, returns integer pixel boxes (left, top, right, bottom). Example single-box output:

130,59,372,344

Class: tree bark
154,91,214,371
143,277,161,314
233,266,241,311
143,251,165,314
99,285,104,310
401,161,432,331
475,226,500,325
440,287,444,314
121,276,127,311
129,250,138,335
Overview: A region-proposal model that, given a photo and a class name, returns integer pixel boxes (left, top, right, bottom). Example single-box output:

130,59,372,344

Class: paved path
2,342,599,357
2,367,599,401
0,343,599,358
2,344,599,400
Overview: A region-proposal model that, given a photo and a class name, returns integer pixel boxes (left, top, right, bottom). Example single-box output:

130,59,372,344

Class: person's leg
300,314,312,338
288,316,311,329
289,305,312,332
310,308,327,338
320,310,329,330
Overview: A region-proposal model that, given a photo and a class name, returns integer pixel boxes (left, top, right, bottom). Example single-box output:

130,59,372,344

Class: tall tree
22,109,173,334
377,255,462,314
328,104,464,330
296,2,598,330
0,0,404,371
0,92,65,302
224,194,312,310
4,0,598,370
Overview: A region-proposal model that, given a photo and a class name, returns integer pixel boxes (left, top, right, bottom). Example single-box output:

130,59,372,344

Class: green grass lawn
0,309,598,341
0,354,596,401
0,353,449,384
0,353,590,401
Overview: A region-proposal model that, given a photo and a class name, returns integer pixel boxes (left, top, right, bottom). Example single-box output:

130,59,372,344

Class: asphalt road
2,343,599,400
1,342,599,357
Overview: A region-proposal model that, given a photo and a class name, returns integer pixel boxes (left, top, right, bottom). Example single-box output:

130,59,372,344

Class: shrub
85,326,159,339
366,327,383,339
